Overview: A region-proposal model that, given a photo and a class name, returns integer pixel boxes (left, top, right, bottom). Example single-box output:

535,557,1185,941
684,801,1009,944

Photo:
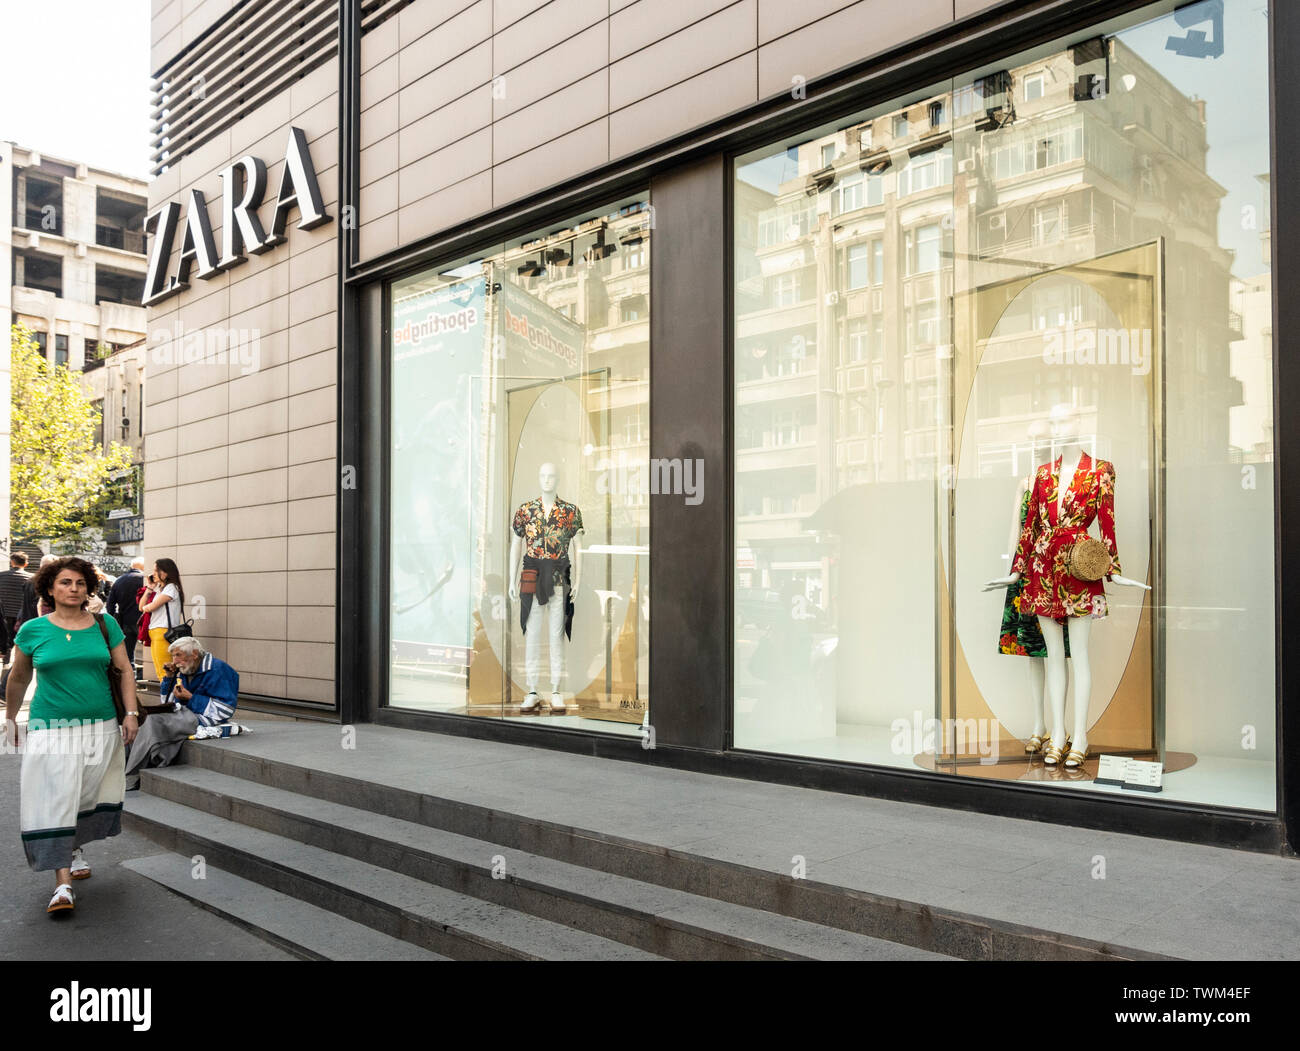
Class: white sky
0,0,152,182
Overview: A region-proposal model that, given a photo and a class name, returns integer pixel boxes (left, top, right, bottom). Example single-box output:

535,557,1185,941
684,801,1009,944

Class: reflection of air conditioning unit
989,213,1006,230
958,157,976,173
825,291,840,306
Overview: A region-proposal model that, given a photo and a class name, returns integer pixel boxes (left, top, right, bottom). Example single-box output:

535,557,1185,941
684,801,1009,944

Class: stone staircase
122,741,951,961
121,728,1170,961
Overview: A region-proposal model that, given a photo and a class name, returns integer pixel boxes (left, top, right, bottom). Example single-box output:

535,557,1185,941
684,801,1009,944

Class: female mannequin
984,410,1149,767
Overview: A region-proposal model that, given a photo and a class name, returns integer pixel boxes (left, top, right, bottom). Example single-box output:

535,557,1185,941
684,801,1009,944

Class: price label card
1094,754,1129,786
1122,758,1164,793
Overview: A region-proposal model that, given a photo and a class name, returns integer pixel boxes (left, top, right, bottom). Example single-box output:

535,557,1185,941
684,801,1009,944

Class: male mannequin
508,463,583,713
984,408,1149,767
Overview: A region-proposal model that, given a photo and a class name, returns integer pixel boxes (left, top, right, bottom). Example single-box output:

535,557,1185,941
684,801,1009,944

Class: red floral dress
1011,451,1120,620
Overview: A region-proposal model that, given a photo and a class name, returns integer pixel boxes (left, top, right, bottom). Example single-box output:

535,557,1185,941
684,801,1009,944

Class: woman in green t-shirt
4,556,139,917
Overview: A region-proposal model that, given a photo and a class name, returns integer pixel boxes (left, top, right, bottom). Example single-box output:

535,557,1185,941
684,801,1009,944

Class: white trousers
525,590,567,691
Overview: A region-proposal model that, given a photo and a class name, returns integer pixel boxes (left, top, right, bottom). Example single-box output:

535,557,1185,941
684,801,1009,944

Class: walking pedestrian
106,558,145,681
86,567,108,614
1,554,51,698
16,555,56,628
0,552,32,658
139,558,186,682
4,556,139,916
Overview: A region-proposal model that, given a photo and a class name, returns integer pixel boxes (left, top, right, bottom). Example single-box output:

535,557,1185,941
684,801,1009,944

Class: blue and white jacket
160,653,240,726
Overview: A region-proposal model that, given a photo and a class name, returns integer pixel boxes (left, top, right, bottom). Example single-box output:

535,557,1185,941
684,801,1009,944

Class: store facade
147,0,1298,854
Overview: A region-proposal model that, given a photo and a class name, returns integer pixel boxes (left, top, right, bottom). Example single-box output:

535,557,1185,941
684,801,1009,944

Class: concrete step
121,852,449,961
124,793,661,961
175,739,1151,960
141,764,945,960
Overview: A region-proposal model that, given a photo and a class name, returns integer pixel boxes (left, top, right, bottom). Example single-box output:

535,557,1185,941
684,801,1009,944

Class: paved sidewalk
0,741,296,961
189,722,1300,960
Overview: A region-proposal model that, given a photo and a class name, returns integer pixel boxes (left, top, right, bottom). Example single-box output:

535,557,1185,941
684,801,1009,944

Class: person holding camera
124,636,238,790
138,558,186,682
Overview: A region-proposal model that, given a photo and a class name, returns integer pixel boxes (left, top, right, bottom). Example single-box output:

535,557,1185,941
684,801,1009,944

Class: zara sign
141,126,331,306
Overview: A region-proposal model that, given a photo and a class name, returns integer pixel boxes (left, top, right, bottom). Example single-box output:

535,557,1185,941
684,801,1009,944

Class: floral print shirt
1011,451,1121,619
512,497,584,559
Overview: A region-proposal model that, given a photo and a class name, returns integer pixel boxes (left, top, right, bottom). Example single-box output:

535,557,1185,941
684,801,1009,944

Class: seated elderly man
124,636,239,790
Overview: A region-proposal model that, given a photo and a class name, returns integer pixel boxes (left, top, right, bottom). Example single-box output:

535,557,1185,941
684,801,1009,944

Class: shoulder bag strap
94,613,126,724
93,611,112,652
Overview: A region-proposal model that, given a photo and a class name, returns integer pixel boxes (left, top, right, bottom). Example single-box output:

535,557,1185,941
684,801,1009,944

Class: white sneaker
70,848,91,880
550,692,567,713
47,883,75,915
521,691,541,713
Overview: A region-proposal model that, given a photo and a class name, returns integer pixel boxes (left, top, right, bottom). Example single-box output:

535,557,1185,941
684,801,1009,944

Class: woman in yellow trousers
139,558,186,681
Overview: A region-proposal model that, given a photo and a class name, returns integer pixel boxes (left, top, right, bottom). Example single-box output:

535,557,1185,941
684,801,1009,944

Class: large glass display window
388,197,650,736
733,0,1275,810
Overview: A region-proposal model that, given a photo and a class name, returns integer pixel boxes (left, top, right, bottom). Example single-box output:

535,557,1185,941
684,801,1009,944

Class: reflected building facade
737,35,1251,605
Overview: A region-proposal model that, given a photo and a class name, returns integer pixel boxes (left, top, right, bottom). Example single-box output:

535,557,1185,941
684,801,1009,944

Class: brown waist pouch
520,568,538,595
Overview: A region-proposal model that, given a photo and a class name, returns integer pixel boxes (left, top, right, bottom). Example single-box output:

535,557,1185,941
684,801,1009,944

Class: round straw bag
1066,536,1111,582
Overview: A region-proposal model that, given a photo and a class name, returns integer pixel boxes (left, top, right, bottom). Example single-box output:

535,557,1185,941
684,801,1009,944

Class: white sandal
47,884,75,915
70,847,91,880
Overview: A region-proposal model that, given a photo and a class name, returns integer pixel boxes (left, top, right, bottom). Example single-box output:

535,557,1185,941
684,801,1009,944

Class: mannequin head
1048,403,1081,445
538,462,558,496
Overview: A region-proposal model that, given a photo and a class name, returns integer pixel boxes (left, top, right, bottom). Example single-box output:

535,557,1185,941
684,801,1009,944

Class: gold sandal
1043,742,1065,766
1025,730,1049,755
1064,745,1089,769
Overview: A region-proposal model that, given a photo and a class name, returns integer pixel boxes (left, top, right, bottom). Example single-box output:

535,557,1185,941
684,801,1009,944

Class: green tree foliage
9,325,133,540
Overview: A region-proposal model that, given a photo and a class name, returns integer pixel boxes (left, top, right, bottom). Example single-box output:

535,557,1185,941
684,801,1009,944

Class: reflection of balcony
990,223,1096,262
979,327,1062,365
1227,308,1244,340
736,512,813,541
589,320,648,353
737,441,818,472
737,369,817,404
737,302,817,338
756,242,814,270
1224,376,1245,408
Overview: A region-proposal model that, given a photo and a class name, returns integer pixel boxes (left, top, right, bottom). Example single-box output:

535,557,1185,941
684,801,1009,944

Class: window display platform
740,724,1275,813
388,675,644,737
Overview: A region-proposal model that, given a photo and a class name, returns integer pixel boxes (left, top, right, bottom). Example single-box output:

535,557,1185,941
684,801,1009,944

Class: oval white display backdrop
951,273,1152,740
489,381,609,695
